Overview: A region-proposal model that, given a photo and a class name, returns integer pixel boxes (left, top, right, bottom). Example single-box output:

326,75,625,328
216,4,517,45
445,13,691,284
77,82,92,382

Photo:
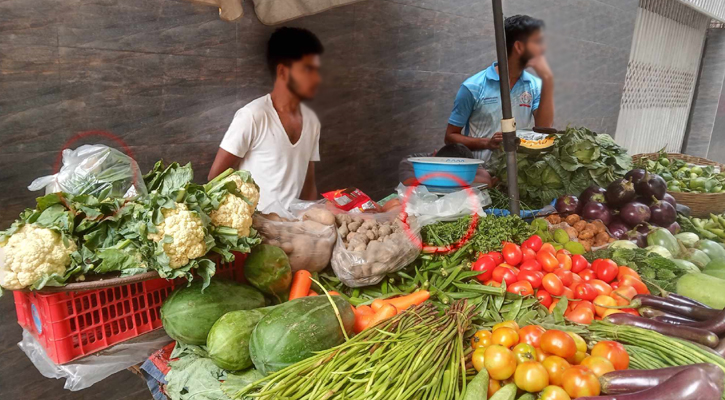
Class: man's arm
529,56,554,127
445,125,502,150
446,85,501,151
208,148,243,181
299,161,317,201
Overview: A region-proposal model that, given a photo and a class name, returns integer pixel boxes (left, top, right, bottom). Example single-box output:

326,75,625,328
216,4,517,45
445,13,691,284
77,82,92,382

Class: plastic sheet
396,183,489,227
18,329,172,391
28,144,147,200
331,213,420,287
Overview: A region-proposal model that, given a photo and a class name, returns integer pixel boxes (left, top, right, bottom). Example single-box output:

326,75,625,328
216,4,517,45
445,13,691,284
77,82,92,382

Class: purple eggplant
607,218,630,239
624,169,648,186
654,315,698,325
665,293,713,309
666,221,681,234
579,367,723,400
580,185,606,205
634,223,653,235
666,310,725,335
600,364,725,395
716,338,725,357
663,192,677,207
555,195,581,216
650,197,677,227
627,230,647,248
635,172,667,200
640,307,697,323
606,178,636,207
620,201,651,227
630,294,722,321
605,313,719,347
582,200,612,225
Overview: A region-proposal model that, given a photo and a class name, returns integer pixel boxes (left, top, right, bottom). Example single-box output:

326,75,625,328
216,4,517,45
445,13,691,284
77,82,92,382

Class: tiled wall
690,28,725,164
0,0,637,228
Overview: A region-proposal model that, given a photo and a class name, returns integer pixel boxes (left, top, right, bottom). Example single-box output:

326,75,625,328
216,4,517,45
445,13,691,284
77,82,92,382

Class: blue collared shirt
448,62,542,164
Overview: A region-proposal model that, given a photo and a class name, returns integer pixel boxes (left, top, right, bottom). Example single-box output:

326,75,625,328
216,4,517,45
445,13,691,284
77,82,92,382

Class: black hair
267,27,324,76
435,143,474,159
505,15,545,55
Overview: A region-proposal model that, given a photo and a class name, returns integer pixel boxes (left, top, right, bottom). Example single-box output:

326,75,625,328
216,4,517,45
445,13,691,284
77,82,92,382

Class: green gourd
207,308,274,371
244,244,292,301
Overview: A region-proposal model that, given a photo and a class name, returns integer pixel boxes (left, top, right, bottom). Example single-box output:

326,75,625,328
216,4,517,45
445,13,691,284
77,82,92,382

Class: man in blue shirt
445,15,555,166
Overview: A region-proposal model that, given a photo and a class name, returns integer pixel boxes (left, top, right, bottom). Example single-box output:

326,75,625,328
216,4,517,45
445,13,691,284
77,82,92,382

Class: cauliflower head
0,225,77,290
209,174,259,237
148,203,207,269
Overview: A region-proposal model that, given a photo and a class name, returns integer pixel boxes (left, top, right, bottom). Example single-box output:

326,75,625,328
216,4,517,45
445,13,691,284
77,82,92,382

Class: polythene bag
252,200,337,273
396,183,489,228
28,144,148,200
330,212,421,288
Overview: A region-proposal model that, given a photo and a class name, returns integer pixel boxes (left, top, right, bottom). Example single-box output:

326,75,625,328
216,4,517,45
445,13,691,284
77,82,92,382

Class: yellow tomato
488,379,501,398
472,348,486,372
471,330,493,350
541,355,571,386
566,332,587,353
580,356,615,377
493,320,520,333
492,327,520,348
540,385,572,400
484,345,518,380
513,343,537,364
514,361,550,393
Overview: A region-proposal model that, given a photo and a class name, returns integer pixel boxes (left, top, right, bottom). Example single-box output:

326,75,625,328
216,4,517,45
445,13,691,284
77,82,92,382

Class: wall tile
0,0,60,46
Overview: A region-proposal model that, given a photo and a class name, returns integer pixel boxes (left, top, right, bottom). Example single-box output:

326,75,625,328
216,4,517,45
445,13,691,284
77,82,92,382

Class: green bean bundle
232,301,476,400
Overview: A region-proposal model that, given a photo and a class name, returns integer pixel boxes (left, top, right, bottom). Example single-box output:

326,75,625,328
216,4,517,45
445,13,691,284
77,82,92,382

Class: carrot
356,305,374,316
371,299,387,312
307,290,318,296
385,290,430,313
354,313,373,334
367,303,397,329
328,291,340,296
289,270,312,300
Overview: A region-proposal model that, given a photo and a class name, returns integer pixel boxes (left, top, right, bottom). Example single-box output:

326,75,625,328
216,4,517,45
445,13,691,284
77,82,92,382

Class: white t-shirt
220,94,321,212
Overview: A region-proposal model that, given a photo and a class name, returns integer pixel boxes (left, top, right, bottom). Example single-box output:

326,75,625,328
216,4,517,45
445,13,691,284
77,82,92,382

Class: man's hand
527,56,553,80
487,132,503,149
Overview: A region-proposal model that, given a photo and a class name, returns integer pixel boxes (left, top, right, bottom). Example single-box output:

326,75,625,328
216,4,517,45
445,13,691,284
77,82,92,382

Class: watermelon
249,295,355,375
207,308,274,370
161,279,265,345
244,244,292,301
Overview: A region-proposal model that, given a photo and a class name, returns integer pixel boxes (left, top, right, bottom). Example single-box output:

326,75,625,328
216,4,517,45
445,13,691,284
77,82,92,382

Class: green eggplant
696,239,725,262
647,228,681,257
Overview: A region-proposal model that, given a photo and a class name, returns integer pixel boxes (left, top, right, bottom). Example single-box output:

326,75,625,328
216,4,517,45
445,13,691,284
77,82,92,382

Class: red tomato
561,365,601,397
508,280,534,296
574,283,597,301
540,330,577,359
566,306,594,324
571,254,590,273
520,259,543,272
538,252,560,273
542,356,572,386
486,251,504,265
493,266,518,285
518,270,544,289
568,273,583,288
472,255,496,282
610,281,620,290
536,289,553,308
557,249,572,256
617,266,640,281
593,295,617,317
521,247,536,263
612,285,637,306
557,253,573,271
573,300,595,314
561,286,575,300
485,279,502,288
554,269,574,287
589,279,613,296
579,269,596,282
592,259,616,275
502,243,523,266
591,341,629,370
620,275,649,295
596,263,619,283
542,273,564,296
519,325,546,347
539,243,557,255
522,235,543,252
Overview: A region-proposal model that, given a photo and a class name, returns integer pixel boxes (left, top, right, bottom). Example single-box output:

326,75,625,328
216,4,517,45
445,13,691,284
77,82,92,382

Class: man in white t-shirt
208,27,324,212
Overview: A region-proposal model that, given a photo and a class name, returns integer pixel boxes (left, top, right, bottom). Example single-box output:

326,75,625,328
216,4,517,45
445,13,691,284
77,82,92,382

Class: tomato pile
471,321,630,399
471,235,650,324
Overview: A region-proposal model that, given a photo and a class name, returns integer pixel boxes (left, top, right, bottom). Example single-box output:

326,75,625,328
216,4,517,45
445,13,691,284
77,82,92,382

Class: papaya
207,308,275,370
249,295,355,375
160,280,265,345
244,244,292,301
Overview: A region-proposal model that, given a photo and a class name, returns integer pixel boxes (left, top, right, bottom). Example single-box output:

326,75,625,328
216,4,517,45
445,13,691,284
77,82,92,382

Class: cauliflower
147,203,207,269
0,225,77,290
209,174,259,237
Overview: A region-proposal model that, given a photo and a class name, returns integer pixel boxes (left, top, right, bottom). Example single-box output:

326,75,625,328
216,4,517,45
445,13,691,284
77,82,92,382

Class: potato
578,230,595,240
280,241,294,254
564,226,578,240
594,232,610,246
336,213,353,226
580,239,593,252
591,220,606,234
378,225,392,236
338,222,349,238
573,220,588,232
546,214,562,224
565,214,581,225
302,219,328,233
302,208,336,226
348,221,362,232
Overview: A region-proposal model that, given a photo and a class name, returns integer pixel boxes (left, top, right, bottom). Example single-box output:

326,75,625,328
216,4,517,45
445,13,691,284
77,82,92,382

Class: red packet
322,188,381,213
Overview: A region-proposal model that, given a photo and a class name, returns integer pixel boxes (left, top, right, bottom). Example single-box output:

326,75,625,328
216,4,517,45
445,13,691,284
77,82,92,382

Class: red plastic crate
14,254,247,364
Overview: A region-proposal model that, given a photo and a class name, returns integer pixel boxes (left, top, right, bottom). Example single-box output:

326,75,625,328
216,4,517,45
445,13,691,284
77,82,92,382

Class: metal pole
491,0,520,216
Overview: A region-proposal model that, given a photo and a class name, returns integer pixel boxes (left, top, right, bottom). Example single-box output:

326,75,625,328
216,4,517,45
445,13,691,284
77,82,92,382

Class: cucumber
676,273,725,309
249,295,355,375
490,383,517,400
463,369,489,400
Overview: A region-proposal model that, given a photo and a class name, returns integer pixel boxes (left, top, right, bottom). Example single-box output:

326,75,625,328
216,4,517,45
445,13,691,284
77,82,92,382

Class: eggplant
649,197,677,227
640,306,696,322
582,201,612,225
580,185,607,205
555,195,580,216
716,337,725,357
600,364,725,395
676,203,692,217
620,201,651,227
630,294,721,321
627,230,647,248
624,169,647,186
665,293,714,309
579,367,723,400
663,192,677,207
606,178,636,207
635,172,667,200
604,313,719,347
667,310,725,335
653,315,698,325
607,218,630,240
666,221,681,234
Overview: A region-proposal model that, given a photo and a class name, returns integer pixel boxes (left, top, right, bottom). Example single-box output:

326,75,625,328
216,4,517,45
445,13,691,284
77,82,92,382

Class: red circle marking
398,172,481,254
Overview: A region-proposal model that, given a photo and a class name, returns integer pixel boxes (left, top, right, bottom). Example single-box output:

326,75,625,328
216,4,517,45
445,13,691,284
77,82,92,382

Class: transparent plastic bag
253,204,337,273
28,144,148,200
331,213,421,287
396,183,489,228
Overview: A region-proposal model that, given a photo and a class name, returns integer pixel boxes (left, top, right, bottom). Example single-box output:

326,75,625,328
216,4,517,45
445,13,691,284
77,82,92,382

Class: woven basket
632,153,725,218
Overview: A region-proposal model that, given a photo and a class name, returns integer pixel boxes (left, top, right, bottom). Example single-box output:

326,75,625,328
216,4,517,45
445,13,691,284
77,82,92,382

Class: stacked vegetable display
635,149,725,193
